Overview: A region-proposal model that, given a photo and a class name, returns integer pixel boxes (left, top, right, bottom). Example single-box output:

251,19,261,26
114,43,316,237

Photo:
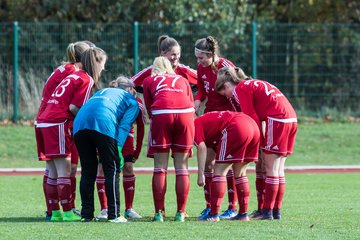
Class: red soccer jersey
37,70,94,123
36,64,76,120
131,64,197,87
194,111,236,148
195,57,236,112
233,79,297,128
143,74,194,118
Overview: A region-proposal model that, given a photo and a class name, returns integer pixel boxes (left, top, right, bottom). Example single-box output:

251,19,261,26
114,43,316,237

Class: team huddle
35,35,297,223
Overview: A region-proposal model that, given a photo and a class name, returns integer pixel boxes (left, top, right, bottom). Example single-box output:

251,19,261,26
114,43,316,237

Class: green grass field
0,122,360,168
0,173,359,239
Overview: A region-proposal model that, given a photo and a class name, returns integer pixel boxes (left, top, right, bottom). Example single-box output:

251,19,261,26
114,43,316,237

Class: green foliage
0,173,359,239
2,0,360,23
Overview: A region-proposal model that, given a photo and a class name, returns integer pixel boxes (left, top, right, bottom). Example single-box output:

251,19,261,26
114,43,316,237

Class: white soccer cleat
124,208,142,219
72,208,81,217
108,216,128,223
95,209,108,221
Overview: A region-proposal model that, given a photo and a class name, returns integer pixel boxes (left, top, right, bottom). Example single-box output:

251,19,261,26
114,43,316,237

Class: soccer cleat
72,208,81,217
108,216,128,223
174,211,185,222
63,210,81,221
45,211,52,221
50,210,63,222
152,210,164,222
197,213,220,222
249,210,263,219
230,212,250,221
81,217,94,222
124,209,142,219
219,209,237,219
198,207,211,219
95,209,108,222
256,209,274,220
273,209,281,220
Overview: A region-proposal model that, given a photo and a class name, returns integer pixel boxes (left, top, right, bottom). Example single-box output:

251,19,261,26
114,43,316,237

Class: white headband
195,48,212,54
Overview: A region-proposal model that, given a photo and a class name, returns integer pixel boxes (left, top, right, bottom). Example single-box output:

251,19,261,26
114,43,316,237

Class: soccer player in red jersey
132,35,197,93
195,111,260,222
143,56,195,222
194,36,239,219
95,77,146,221
216,67,298,220
133,35,197,162
34,41,94,220
36,47,107,222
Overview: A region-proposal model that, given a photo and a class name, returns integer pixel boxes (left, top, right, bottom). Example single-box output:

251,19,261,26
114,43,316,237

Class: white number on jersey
154,75,181,90
253,80,276,96
51,75,79,98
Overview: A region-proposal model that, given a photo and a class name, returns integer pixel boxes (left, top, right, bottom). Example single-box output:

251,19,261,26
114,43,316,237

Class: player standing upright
216,66,298,220
194,36,239,219
35,41,92,220
132,35,197,92
36,47,107,222
143,57,195,222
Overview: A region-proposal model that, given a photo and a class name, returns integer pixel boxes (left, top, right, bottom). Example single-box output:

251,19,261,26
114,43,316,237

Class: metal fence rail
1,21,359,121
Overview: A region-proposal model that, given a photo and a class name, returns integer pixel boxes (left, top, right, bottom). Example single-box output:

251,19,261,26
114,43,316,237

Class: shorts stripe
59,123,65,154
266,119,274,150
219,129,228,161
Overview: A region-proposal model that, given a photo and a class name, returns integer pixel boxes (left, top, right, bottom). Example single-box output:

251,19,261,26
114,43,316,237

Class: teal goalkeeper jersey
73,88,140,147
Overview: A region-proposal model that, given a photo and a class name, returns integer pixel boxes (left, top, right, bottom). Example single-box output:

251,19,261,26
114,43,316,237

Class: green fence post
133,21,139,74
13,21,19,123
252,20,257,79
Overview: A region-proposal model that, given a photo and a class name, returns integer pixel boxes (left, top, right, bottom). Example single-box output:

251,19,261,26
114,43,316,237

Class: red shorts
70,141,79,165
150,112,194,153
37,121,72,160
123,134,135,162
262,117,298,157
216,115,260,164
68,120,78,164
35,125,50,161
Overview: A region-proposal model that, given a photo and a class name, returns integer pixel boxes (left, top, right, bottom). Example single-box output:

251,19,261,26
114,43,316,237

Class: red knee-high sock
226,170,237,210
46,177,59,213
57,177,72,212
204,171,213,208
263,176,279,210
43,169,51,214
255,171,266,210
175,169,190,213
96,176,108,210
70,176,76,209
274,176,286,210
123,175,136,211
209,175,226,215
235,176,250,214
152,168,167,212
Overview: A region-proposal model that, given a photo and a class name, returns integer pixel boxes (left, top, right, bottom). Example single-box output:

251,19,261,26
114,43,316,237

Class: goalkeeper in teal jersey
73,76,139,222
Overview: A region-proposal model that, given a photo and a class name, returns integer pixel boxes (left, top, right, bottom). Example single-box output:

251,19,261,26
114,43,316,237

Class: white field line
1,165,360,173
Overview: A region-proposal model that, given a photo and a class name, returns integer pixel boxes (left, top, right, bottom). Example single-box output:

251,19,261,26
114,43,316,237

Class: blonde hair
81,47,107,90
215,66,249,91
109,75,136,96
65,41,91,64
151,56,175,76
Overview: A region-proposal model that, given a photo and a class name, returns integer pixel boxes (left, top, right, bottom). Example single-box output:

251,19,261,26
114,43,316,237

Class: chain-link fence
1,21,359,120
